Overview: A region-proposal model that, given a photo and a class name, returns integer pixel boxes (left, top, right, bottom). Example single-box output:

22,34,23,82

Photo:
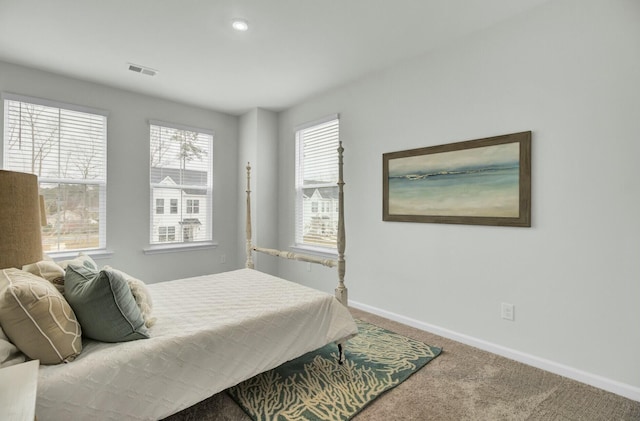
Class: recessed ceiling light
232,19,249,32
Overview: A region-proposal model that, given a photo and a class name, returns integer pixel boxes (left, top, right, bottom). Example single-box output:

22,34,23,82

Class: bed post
245,162,254,269
335,142,348,307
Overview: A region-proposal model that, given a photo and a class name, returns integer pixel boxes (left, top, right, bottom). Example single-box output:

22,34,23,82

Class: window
186,199,199,214
156,199,165,214
158,226,175,242
2,93,107,253
150,121,212,245
183,226,193,242
159,226,167,241
295,115,339,250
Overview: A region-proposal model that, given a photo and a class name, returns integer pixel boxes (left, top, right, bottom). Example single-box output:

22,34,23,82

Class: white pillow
56,253,98,271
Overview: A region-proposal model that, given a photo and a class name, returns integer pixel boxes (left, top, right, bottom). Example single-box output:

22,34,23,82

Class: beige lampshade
0,170,44,269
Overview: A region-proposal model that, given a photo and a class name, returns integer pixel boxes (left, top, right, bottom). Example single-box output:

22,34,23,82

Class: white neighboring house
302,186,339,246
151,168,208,244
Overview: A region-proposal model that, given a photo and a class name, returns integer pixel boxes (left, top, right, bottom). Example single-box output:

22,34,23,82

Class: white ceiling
0,0,549,116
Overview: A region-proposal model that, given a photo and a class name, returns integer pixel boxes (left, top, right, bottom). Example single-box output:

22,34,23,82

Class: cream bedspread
36,268,357,420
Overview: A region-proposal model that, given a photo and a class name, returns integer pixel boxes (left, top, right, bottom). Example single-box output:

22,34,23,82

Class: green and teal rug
227,320,442,421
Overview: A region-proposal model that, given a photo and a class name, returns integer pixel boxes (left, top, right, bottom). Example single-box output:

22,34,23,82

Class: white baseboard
350,300,640,402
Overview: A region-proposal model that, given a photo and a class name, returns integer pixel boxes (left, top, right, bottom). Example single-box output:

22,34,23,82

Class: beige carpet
165,308,640,421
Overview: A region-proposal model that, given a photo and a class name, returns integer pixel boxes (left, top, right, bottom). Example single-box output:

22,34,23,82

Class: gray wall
237,108,279,273
0,60,239,282
276,0,640,396
1,0,638,400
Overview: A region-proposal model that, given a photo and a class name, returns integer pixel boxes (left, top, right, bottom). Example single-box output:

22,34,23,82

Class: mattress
36,268,357,420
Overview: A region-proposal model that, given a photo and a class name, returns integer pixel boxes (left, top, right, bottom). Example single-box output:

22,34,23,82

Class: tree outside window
150,122,212,245
3,95,107,253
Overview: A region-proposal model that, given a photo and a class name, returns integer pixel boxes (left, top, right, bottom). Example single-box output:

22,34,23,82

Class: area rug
227,320,442,421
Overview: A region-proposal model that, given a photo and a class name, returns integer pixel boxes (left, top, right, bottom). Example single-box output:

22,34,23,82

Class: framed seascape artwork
383,131,531,227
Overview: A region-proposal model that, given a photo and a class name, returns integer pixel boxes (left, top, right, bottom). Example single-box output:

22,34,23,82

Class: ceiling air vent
128,63,158,76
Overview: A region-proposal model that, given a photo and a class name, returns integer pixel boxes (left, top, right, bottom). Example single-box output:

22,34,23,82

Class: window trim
2,92,109,118
294,113,338,133
294,114,340,255
148,119,213,137
143,241,218,255
148,119,214,249
2,92,109,256
290,244,338,258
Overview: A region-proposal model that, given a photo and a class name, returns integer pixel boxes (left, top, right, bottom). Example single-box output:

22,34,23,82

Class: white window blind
2,93,108,253
295,116,340,250
149,121,213,245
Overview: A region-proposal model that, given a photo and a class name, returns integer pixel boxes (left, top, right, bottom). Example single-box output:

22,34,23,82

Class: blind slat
149,123,213,245
3,96,108,253
295,117,340,249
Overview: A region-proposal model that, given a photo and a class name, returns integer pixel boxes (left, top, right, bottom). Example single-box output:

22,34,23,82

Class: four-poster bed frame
4,146,357,420
244,142,348,307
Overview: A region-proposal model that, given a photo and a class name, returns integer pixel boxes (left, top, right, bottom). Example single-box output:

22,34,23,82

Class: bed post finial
335,141,348,306
245,162,254,269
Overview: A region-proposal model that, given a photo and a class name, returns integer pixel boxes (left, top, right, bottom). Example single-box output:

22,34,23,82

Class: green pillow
64,264,149,342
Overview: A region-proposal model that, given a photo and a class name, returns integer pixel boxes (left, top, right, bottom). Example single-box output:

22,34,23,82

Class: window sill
47,249,115,261
143,241,218,255
289,245,338,259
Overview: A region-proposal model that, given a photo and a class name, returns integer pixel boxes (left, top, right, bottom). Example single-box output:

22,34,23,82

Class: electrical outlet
220,254,226,264
306,262,312,272
501,302,515,321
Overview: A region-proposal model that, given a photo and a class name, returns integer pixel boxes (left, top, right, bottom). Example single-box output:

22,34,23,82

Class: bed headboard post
245,162,254,269
335,141,348,306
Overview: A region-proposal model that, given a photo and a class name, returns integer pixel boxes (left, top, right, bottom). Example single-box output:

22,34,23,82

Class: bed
36,269,356,420
0,143,356,420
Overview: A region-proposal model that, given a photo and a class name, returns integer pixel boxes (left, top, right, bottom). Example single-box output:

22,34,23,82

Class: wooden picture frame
383,131,531,227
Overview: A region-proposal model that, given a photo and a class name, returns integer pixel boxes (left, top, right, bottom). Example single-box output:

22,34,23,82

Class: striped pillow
0,268,82,364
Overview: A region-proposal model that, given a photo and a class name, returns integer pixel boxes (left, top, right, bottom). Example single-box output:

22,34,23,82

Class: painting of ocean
387,142,520,217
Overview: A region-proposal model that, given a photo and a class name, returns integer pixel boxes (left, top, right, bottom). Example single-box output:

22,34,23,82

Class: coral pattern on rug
227,320,442,421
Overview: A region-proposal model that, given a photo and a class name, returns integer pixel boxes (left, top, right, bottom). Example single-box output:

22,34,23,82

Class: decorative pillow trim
64,264,149,343
0,268,82,364
22,260,65,295
107,275,137,331
5,271,82,361
7,285,65,361
103,266,156,328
